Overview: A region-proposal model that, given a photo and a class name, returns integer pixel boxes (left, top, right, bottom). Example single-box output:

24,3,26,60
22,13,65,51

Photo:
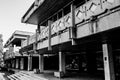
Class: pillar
59,51,65,73
54,52,65,78
39,54,44,73
102,42,115,80
20,58,24,70
12,60,14,68
16,59,19,69
28,56,32,71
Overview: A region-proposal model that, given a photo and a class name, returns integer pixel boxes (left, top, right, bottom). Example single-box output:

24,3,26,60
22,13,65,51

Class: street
0,70,13,80
0,73,5,80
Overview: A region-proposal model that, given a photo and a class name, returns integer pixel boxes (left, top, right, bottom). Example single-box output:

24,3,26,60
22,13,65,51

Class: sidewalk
0,73,5,80
7,70,104,80
34,71,104,80
0,71,13,80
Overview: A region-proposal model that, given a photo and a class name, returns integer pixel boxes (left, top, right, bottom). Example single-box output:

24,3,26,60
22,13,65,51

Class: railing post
48,20,52,51
71,3,76,45
33,29,38,54
27,35,30,46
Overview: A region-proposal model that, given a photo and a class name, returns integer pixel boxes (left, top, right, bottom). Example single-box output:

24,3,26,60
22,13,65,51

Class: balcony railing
29,34,36,45
4,52,22,60
21,39,27,47
22,0,120,49
4,46,22,60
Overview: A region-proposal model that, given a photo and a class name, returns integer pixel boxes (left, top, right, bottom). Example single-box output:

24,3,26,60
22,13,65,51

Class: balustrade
29,34,36,45
21,40,27,47
22,0,120,48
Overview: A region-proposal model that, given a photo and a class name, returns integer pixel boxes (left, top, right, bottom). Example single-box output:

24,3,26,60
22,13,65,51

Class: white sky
0,0,36,45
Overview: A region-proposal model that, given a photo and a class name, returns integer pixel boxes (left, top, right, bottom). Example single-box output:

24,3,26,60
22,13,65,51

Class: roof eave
22,0,74,25
22,0,45,25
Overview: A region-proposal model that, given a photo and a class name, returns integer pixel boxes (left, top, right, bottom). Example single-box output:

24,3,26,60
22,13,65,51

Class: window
53,14,57,22
64,4,71,16
41,20,48,26
58,11,63,19
74,0,87,8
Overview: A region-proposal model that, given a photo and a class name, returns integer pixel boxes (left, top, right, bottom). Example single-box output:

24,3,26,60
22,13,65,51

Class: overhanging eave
22,0,74,25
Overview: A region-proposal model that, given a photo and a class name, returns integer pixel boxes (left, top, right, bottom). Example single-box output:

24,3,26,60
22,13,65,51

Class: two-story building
21,0,120,80
4,30,34,71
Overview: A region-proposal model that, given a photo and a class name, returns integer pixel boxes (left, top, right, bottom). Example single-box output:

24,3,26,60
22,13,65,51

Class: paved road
0,73,6,80
0,70,13,80
0,71,48,80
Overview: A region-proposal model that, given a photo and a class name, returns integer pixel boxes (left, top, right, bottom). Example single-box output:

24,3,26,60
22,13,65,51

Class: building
21,0,120,80
4,30,34,70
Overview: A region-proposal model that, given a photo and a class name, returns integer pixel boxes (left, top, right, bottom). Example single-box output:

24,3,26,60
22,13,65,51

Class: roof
4,30,34,48
21,0,74,25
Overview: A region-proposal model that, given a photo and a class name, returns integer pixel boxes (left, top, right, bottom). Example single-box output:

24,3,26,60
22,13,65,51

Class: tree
0,34,3,61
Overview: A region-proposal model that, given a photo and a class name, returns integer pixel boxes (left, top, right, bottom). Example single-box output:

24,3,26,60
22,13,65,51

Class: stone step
7,71,48,80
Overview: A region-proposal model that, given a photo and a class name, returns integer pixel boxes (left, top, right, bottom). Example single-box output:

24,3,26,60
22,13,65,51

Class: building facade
4,30,34,71
21,0,120,80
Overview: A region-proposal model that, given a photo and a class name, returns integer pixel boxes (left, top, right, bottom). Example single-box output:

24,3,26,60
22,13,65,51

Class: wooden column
39,54,44,73
71,3,76,45
102,42,115,80
48,20,52,51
